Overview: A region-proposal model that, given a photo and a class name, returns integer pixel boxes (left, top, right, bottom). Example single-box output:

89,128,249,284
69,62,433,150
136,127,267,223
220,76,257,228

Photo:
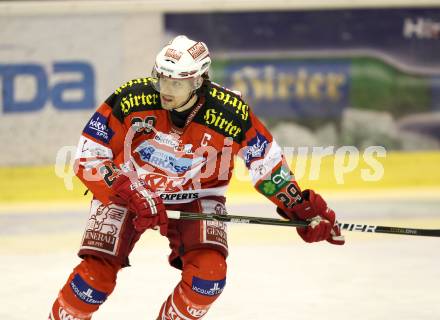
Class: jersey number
99,163,119,187
276,183,301,208
131,116,156,134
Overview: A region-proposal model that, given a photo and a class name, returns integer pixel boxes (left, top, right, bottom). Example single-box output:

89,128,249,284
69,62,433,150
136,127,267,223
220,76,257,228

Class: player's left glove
277,189,345,245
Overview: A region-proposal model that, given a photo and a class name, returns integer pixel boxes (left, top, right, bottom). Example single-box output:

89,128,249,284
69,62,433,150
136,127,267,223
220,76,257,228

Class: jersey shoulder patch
105,77,161,121
205,81,249,122
195,81,252,142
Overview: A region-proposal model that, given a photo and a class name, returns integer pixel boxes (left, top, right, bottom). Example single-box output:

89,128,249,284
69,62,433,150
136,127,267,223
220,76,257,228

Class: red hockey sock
157,249,227,320
49,256,121,320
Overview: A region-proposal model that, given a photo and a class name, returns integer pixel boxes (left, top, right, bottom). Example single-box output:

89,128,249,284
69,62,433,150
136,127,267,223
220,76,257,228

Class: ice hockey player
49,35,345,320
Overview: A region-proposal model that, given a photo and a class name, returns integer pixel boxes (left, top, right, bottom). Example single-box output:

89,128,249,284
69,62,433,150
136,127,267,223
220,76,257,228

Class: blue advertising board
166,8,440,71
216,59,350,119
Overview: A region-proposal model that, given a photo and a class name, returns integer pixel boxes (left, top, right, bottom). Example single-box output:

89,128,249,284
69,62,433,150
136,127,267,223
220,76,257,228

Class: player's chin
160,101,176,110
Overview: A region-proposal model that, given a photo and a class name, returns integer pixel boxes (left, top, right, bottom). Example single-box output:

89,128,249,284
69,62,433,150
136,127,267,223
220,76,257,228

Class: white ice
0,198,439,320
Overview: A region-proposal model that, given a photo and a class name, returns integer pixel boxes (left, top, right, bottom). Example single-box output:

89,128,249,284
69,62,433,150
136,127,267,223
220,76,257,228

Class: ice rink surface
1,196,439,320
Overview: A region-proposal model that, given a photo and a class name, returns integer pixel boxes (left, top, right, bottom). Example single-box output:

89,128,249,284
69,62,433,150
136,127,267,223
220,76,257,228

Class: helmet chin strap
173,91,198,112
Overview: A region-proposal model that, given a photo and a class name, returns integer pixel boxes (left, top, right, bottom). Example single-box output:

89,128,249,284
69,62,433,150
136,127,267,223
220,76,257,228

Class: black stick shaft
167,211,440,238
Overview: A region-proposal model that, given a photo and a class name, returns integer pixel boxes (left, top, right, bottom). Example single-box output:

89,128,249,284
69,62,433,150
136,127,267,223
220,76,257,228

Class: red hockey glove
277,189,344,245
110,172,168,235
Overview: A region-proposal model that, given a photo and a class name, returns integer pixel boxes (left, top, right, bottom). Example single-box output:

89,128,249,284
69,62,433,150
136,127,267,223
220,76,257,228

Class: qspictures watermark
54,142,386,191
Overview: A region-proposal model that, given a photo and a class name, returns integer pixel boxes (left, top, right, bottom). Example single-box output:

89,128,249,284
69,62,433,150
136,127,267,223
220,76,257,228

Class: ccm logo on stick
339,223,377,232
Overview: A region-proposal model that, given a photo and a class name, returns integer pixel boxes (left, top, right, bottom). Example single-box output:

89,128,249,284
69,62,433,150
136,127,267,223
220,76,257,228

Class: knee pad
181,248,227,305
51,256,121,319
73,255,120,293
157,249,227,320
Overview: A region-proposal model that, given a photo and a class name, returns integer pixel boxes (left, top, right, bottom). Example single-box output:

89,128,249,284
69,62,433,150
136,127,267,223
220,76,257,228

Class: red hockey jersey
74,78,301,211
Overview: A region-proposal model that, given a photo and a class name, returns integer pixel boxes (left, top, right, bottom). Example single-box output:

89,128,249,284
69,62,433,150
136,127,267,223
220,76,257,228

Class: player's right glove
277,189,345,245
110,172,168,235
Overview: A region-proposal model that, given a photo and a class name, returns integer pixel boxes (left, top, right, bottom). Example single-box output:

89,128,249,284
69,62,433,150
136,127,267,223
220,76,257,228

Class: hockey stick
167,211,440,237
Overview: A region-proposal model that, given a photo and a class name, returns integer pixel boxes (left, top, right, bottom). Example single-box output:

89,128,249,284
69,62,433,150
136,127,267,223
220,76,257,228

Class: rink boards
1,151,440,203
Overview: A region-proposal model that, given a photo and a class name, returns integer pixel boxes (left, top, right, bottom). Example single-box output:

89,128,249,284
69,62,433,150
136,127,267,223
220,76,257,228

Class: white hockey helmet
152,35,211,91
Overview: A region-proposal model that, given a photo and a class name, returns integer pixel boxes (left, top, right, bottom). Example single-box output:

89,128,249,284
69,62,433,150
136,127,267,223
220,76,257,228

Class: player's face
158,77,194,110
